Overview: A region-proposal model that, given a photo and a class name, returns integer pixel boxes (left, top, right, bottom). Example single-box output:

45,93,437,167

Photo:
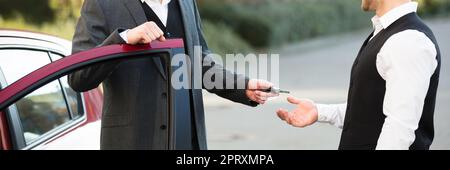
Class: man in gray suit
69,0,275,150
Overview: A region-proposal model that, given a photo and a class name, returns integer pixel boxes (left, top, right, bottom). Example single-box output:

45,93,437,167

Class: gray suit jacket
69,0,257,150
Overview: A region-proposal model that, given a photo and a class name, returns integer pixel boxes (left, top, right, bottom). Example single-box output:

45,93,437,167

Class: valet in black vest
278,2,444,150
141,0,198,149
339,11,441,149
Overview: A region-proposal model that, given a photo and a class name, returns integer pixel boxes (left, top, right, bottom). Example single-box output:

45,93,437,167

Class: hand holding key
246,79,290,104
246,79,279,104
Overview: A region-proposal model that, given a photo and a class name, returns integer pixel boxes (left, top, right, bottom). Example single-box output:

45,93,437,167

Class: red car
0,30,184,150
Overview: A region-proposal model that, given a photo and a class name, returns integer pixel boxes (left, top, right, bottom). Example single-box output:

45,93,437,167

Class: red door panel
0,111,12,150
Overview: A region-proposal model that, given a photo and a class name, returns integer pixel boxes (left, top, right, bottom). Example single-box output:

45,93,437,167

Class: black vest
339,13,441,150
140,0,185,39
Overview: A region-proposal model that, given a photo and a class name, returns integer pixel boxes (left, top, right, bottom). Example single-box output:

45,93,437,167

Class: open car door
0,39,184,150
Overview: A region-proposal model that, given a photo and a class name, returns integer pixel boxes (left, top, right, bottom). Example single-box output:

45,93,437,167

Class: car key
262,87,290,94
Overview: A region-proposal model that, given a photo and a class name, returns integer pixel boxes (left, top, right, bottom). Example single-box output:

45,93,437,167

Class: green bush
198,0,272,48
198,0,372,48
0,0,83,25
202,20,253,56
418,0,450,17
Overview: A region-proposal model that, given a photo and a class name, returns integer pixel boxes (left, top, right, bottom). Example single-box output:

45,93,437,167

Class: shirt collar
371,2,418,30
141,0,171,6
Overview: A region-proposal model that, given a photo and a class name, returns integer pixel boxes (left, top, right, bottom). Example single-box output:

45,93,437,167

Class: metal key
262,87,290,94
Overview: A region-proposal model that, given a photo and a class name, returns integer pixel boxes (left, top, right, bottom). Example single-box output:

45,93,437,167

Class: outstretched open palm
276,96,318,128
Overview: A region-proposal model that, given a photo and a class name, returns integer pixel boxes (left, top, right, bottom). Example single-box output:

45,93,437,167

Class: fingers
135,26,151,44
159,35,166,41
276,108,290,121
277,109,296,125
128,22,166,44
255,80,278,97
253,99,265,104
246,79,281,104
266,91,280,97
248,79,273,90
253,94,266,104
140,30,152,44
254,91,276,104
148,26,160,39
277,108,302,127
255,91,268,99
139,22,164,43
256,80,274,90
287,96,301,105
144,29,156,42
149,22,164,36
146,22,164,40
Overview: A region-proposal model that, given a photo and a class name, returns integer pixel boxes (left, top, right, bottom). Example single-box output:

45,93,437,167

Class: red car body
0,30,183,150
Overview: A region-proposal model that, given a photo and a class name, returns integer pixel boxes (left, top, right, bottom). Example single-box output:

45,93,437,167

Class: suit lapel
123,0,147,25
178,0,208,149
178,0,193,56
179,0,198,89
123,0,167,80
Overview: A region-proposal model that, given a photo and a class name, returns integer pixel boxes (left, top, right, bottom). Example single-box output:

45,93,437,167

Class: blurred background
1,0,449,54
1,0,449,149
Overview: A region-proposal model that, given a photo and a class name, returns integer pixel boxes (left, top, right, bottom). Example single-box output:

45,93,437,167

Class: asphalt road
203,18,450,150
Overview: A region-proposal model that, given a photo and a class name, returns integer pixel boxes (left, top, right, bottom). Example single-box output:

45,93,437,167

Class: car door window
0,49,51,85
0,49,71,145
59,76,82,118
49,53,83,118
16,81,71,144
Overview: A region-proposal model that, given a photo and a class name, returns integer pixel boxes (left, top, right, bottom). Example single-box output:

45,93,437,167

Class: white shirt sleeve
119,29,130,44
375,30,438,150
317,103,347,129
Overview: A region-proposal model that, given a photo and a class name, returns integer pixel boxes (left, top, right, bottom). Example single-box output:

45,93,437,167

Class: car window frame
0,66,12,150
22,50,89,149
0,47,87,149
48,52,86,120
0,55,26,149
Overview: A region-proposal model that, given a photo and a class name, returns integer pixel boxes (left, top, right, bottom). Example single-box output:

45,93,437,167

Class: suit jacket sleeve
192,1,258,107
68,0,126,92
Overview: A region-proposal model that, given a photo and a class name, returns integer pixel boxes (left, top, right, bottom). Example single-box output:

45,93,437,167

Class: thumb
257,80,273,89
159,35,166,41
287,96,301,105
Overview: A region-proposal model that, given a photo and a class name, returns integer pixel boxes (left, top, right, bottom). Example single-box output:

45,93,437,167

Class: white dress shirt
119,0,171,43
317,2,438,150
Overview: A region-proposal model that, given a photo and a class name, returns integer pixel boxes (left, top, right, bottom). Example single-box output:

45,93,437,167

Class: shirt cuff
119,29,130,44
316,104,333,123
